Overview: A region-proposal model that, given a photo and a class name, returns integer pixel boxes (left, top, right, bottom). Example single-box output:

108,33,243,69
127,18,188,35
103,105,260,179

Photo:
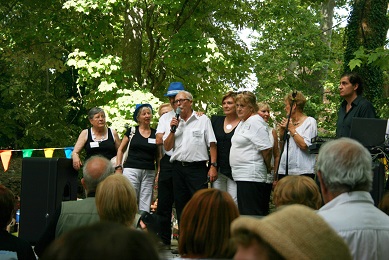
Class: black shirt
124,126,157,170
84,128,117,160
211,116,236,179
336,95,376,138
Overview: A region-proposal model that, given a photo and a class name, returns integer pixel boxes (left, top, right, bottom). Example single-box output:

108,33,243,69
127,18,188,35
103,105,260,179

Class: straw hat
231,205,352,260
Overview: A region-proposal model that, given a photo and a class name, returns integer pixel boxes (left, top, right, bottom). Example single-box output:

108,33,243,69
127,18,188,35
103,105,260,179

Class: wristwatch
115,165,123,170
210,162,218,167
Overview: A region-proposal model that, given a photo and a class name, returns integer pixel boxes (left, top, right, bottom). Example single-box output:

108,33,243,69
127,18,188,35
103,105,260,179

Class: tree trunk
122,3,143,87
343,0,388,102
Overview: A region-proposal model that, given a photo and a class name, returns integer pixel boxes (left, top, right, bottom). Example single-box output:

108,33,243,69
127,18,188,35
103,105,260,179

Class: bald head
82,156,114,194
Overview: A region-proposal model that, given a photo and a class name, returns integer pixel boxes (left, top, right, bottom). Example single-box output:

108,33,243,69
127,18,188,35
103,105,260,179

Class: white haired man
317,138,389,260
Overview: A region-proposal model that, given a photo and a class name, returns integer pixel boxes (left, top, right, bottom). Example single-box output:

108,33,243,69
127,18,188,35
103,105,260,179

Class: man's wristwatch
210,162,218,167
115,165,123,170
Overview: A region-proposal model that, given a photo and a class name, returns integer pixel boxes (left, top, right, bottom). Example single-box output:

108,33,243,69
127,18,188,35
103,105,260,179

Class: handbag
111,127,135,166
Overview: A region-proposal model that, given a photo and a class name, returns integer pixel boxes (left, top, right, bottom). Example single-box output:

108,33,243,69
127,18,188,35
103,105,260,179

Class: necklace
293,121,300,126
226,124,232,130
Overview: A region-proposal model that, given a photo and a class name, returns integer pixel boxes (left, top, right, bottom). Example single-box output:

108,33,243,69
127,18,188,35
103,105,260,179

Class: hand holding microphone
170,107,181,133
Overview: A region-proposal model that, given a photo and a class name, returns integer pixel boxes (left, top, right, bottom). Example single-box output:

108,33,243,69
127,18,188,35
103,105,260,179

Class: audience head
158,103,173,116
284,91,306,112
41,222,159,260
82,155,114,194
378,192,389,216
316,138,372,203
273,176,322,210
235,91,258,115
179,188,239,259
96,174,138,226
340,71,363,95
231,204,352,260
0,184,15,230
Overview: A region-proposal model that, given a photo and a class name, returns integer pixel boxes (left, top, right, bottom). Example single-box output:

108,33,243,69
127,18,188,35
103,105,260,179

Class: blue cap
133,104,153,123
164,82,185,97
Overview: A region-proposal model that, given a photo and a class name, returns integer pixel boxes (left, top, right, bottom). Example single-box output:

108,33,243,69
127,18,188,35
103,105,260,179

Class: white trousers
212,174,237,205
123,168,155,213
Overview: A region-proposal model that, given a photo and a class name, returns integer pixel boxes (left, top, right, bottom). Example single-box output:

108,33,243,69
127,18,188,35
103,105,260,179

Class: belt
174,160,206,167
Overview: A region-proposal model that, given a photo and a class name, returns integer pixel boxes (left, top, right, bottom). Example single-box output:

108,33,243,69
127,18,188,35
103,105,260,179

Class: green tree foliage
0,0,387,150
343,0,388,118
247,0,345,135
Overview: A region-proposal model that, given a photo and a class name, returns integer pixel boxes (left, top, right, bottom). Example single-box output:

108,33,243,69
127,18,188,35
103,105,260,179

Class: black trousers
236,181,272,216
156,155,174,245
172,160,208,223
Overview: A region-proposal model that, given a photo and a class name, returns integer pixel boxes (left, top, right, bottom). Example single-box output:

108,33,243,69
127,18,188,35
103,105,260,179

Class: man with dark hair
336,72,376,138
34,155,114,257
0,184,36,259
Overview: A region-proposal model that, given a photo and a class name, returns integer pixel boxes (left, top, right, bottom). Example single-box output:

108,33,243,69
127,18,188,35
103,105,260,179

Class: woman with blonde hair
278,91,317,180
230,91,273,216
179,188,239,258
96,174,138,227
273,175,322,210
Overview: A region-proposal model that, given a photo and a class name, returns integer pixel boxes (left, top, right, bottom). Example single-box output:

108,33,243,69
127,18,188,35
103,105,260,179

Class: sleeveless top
211,116,236,179
124,126,157,170
84,127,116,161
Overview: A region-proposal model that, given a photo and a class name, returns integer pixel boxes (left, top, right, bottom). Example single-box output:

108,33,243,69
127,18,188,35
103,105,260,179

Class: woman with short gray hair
72,107,121,171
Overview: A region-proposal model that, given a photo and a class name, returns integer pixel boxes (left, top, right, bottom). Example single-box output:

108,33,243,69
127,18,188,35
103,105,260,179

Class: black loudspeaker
19,158,78,244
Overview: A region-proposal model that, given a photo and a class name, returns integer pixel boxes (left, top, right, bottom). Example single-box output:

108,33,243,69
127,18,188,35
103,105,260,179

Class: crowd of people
2,72,389,260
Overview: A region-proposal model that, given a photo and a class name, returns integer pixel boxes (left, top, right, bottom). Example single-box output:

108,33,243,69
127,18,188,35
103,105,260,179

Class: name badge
148,138,156,144
243,124,251,131
192,130,202,137
90,141,99,148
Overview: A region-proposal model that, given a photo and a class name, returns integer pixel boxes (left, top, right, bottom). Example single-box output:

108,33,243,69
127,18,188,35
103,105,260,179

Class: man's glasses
173,98,190,104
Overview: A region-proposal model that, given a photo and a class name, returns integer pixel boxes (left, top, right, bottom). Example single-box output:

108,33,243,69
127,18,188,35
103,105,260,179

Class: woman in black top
211,91,240,204
72,107,121,171
115,104,159,213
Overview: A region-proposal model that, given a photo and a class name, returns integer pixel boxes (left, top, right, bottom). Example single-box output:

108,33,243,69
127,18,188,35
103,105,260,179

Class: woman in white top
277,91,317,180
230,91,273,216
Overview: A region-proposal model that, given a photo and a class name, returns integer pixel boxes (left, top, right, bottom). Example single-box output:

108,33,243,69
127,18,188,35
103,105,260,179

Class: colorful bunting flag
44,148,56,158
0,150,12,172
22,149,34,158
64,147,74,159
0,147,74,173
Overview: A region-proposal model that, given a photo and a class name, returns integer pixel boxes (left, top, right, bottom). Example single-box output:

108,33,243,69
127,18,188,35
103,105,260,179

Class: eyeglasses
173,99,190,104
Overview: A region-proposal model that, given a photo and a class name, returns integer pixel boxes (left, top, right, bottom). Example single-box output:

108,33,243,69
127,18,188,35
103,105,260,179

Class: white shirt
278,116,317,175
157,110,176,156
230,115,272,182
318,191,389,260
166,111,216,162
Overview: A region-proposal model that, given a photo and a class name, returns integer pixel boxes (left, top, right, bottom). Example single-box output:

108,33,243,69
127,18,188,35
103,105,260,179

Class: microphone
171,107,181,132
